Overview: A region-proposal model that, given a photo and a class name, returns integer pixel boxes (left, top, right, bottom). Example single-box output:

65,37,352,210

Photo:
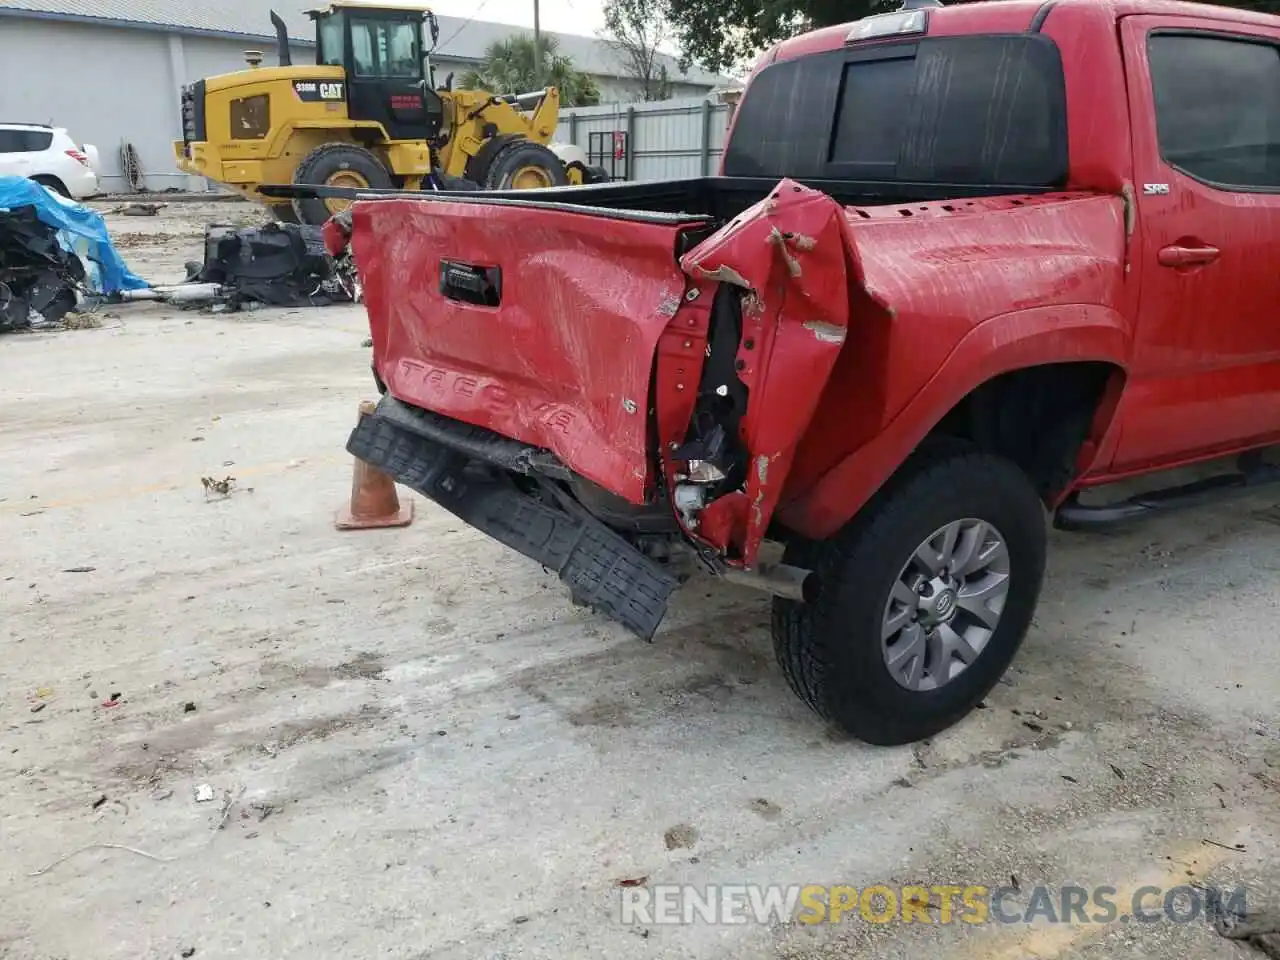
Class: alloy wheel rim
510,165,553,189
323,170,369,214
880,518,1011,692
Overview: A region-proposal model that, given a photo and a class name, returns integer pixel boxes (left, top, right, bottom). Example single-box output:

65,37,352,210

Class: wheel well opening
931,362,1122,500
31,174,68,194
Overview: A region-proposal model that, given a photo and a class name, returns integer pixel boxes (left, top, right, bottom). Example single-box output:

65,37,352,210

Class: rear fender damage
658,179,854,569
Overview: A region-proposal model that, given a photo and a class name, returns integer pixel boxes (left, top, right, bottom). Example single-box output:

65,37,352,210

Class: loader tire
291,143,393,226
771,441,1047,746
482,140,568,191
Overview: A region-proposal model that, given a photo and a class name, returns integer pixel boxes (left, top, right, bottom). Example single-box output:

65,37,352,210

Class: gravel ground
1,198,1277,960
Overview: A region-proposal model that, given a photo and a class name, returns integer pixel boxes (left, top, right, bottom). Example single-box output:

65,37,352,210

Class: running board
1054,454,1280,531
347,410,678,640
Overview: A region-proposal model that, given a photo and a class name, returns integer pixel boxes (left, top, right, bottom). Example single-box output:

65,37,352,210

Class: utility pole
532,0,543,88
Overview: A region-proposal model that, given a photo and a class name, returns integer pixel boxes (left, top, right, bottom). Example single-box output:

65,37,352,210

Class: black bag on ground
185,221,348,307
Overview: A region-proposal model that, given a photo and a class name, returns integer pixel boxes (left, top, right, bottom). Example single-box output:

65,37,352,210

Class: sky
430,0,610,38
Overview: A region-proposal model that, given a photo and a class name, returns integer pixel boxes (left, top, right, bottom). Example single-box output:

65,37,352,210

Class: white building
0,0,723,191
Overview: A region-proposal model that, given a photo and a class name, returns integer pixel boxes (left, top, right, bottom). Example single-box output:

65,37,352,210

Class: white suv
0,124,99,200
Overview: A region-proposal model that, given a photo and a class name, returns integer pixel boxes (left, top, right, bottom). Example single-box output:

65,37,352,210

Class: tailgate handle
439,259,501,307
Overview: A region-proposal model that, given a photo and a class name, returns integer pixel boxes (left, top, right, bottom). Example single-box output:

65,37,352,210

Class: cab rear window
724,34,1068,188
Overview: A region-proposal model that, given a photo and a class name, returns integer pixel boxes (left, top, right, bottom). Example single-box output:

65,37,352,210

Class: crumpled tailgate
351,197,703,504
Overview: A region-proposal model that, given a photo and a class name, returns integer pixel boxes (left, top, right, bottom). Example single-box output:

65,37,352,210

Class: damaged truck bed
284,0,1280,745
307,174,872,639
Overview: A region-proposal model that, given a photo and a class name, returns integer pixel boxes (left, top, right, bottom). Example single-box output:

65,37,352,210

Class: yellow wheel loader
172,2,610,225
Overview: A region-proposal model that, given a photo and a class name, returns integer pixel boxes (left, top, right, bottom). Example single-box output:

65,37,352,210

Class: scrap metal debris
0,205,84,331
321,210,362,302
0,176,147,333
177,221,353,311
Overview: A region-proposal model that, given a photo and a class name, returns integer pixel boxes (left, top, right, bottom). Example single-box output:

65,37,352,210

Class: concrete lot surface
1,201,1277,960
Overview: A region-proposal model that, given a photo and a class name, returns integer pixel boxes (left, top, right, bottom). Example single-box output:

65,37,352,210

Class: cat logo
293,80,346,102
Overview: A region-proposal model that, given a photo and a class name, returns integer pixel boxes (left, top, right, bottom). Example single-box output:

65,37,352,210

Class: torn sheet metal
674,179,854,566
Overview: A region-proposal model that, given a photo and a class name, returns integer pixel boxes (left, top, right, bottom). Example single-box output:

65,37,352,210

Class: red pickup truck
311,0,1280,744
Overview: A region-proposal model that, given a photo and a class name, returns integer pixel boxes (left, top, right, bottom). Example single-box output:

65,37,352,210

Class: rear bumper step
347,406,678,640
375,395,572,481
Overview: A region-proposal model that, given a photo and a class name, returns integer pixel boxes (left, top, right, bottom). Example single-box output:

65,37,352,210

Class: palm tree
460,34,601,107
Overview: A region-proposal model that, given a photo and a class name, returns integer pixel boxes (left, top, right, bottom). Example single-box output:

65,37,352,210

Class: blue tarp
0,176,148,293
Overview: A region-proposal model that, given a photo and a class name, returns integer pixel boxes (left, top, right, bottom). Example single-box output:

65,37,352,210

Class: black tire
771,441,1047,746
31,175,69,198
291,143,393,226
481,140,568,191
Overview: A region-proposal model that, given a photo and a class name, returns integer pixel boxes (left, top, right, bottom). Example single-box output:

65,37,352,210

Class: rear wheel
771,442,1047,745
31,175,69,198
291,143,393,225
482,141,568,191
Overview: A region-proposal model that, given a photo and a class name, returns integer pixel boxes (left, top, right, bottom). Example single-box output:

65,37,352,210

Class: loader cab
309,2,445,141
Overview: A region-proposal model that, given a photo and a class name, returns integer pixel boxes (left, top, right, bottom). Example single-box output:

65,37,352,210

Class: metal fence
555,96,732,181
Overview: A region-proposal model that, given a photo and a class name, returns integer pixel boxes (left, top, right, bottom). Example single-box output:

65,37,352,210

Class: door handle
1158,244,1220,268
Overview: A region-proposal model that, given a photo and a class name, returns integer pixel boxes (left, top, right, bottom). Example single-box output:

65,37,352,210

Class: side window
350,19,420,79
1148,33,1280,189
351,20,378,77
0,129,50,153
382,22,420,78
318,14,345,66
21,130,52,151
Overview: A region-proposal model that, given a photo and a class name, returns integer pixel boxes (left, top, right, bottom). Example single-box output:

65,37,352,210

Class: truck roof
772,0,1280,64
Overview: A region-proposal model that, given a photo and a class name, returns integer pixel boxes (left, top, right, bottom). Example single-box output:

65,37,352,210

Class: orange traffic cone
335,401,414,530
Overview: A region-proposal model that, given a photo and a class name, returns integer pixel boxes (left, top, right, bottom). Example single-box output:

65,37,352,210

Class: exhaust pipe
721,563,820,603
269,10,292,67
499,88,551,109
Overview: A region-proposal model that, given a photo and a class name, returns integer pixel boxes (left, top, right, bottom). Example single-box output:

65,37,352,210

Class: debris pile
180,221,353,310
0,175,147,332
2,178,358,325
0,205,84,331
